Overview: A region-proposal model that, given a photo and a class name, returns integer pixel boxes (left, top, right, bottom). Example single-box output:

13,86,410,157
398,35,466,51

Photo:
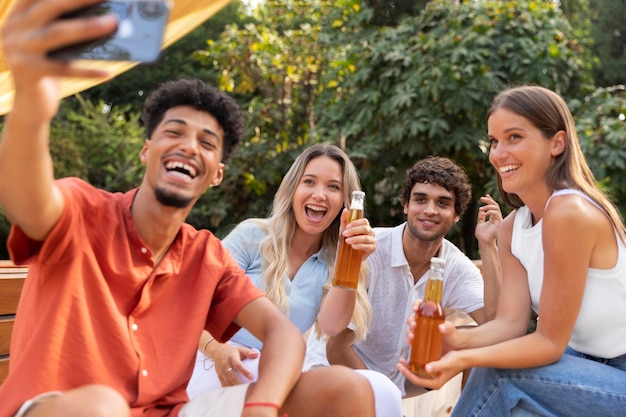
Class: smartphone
48,0,170,63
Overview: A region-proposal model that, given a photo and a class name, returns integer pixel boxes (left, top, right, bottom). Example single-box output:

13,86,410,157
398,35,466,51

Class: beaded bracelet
243,403,288,417
243,402,280,410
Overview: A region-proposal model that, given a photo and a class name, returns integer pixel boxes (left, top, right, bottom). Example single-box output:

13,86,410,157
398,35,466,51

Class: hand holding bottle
318,204,375,336
397,309,461,390
407,257,446,377
339,210,376,259
398,297,469,390
332,191,368,290
405,302,464,359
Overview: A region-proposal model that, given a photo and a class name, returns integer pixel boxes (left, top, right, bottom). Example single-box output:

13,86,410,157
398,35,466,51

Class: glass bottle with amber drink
331,191,366,290
408,257,446,377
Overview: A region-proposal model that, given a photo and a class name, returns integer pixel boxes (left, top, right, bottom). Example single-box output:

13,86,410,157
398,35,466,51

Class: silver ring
226,367,233,373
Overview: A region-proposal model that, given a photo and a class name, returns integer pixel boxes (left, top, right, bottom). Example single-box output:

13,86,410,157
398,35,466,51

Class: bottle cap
352,190,365,198
430,257,445,266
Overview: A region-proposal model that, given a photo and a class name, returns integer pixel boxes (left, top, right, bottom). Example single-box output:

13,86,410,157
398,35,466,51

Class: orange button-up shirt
0,178,263,417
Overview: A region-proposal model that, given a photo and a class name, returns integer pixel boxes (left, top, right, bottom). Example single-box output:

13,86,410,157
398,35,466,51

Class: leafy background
1,0,624,260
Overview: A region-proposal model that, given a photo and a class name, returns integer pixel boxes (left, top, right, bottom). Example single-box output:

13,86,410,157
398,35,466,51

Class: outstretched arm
317,209,375,336
0,0,116,240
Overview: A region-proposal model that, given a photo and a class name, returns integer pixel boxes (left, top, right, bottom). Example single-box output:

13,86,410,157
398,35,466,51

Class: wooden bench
0,260,27,385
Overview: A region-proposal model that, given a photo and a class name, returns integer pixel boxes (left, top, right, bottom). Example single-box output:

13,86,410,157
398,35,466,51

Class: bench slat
0,261,28,276
0,277,26,315
0,358,8,385
0,318,15,356
0,262,26,386
0,270,28,276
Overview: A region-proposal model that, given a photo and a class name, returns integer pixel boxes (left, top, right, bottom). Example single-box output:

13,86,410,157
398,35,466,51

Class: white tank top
511,189,626,358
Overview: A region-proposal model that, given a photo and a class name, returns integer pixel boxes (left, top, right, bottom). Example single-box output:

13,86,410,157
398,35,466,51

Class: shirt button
131,323,138,332
142,369,149,377
141,247,148,254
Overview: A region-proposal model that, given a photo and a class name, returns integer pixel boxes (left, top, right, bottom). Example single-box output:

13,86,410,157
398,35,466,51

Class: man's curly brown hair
399,156,472,217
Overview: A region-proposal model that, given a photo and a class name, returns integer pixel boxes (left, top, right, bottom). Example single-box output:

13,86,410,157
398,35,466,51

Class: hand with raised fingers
475,194,502,245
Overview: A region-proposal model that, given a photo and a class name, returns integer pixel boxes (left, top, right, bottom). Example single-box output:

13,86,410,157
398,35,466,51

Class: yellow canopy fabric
0,0,231,116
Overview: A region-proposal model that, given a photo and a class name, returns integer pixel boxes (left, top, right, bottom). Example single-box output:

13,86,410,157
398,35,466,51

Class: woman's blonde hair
489,85,626,243
251,144,372,342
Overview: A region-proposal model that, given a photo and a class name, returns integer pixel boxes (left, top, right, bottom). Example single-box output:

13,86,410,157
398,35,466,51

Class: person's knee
29,384,129,417
317,366,370,393
355,369,403,416
284,366,375,417
356,369,402,400
74,384,129,417
313,366,375,409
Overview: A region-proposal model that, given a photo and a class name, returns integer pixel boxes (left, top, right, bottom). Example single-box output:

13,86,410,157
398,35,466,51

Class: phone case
49,0,170,63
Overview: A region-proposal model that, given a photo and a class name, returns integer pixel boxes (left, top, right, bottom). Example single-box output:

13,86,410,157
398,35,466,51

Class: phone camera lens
139,2,165,19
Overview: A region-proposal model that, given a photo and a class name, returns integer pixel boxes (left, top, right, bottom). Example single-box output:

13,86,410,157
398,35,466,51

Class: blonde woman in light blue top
188,144,403,416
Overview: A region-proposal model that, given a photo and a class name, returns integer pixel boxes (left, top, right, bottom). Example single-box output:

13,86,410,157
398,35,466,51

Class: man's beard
406,219,446,243
155,187,193,209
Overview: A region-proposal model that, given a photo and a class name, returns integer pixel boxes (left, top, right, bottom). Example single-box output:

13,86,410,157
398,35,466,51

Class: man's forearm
250,323,304,406
240,298,305,406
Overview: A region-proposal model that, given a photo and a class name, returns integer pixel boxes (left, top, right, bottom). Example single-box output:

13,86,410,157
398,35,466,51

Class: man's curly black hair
142,79,245,162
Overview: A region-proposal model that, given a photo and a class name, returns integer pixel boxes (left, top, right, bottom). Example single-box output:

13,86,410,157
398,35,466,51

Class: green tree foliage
0,97,146,258
362,0,426,27
588,0,626,86
316,0,584,255
51,96,146,191
191,0,344,234
572,85,626,212
556,0,624,87
2,0,624,260
555,0,595,78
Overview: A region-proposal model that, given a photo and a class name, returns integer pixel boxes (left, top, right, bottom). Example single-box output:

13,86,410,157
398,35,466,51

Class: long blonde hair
489,85,626,243
250,144,372,341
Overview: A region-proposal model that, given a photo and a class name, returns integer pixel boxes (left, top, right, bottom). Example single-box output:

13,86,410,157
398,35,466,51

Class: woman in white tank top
397,85,626,417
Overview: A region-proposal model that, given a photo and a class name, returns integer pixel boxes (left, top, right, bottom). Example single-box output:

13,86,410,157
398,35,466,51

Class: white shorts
187,341,260,400
180,383,250,417
14,391,62,417
14,385,249,417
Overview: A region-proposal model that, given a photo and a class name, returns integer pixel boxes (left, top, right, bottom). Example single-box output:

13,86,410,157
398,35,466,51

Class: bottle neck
350,198,364,211
424,268,443,302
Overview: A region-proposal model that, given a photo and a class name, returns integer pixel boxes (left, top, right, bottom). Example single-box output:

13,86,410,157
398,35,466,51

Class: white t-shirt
305,223,484,394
